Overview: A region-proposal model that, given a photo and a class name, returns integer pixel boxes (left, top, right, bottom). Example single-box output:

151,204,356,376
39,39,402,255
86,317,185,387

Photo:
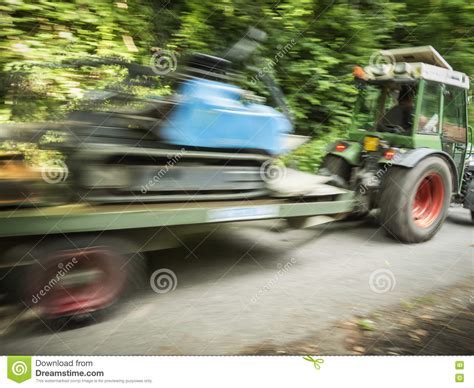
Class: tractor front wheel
379,157,452,243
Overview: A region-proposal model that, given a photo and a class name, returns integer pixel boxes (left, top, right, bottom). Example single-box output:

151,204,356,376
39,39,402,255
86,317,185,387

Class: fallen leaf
420,314,434,321
414,329,429,337
399,317,414,326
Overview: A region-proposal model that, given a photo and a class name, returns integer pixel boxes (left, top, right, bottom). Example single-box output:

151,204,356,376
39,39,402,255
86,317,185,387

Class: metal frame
0,193,355,239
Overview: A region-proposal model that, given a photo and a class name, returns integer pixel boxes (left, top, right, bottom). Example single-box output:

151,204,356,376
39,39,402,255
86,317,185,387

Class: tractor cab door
441,85,468,184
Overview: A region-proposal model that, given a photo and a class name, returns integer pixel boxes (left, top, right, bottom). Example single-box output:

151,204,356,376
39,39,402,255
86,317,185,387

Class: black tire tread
379,157,452,243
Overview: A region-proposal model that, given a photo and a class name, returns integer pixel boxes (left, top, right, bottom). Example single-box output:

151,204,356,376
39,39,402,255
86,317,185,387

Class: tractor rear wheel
379,157,452,243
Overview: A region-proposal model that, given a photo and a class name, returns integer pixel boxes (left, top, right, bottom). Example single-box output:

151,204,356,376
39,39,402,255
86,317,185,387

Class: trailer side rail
0,192,354,238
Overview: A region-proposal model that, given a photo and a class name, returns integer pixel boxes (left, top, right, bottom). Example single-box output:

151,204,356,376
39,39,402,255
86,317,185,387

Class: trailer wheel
23,238,142,322
379,157,452,243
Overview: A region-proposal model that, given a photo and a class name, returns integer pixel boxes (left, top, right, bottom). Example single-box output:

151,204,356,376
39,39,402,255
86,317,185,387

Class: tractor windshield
355,82,417,134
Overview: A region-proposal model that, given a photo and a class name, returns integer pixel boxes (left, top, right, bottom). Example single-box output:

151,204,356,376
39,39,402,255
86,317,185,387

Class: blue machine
56,44,296,202
160,78,292,155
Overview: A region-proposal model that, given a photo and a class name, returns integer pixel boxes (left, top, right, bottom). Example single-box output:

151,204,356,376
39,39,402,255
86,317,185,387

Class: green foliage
281,132,342,172
357,318,376,331
0,0,472,164
0,0,155,121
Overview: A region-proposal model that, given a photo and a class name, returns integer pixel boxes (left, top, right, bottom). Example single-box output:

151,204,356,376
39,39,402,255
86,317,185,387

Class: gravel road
0,207,472,355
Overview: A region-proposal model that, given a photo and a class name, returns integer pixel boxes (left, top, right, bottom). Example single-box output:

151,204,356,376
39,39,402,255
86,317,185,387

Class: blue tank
159,78,292,155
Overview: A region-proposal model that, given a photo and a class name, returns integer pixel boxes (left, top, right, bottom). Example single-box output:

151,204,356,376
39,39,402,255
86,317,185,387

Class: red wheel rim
412,172,445,228
29,247,127,318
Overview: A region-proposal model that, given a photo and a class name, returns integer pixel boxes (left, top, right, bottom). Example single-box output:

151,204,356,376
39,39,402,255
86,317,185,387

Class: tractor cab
339,46,470,189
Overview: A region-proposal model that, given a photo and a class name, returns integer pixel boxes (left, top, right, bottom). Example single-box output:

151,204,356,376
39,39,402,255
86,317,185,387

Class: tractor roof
359,46,470,90
381,46,452,70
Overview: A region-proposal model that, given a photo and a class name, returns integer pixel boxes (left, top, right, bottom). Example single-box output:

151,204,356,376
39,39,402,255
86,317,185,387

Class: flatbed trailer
0,193,354,239
0,190,354,321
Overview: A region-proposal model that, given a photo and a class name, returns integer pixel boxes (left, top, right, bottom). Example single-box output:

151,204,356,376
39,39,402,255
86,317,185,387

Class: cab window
355,83,417,134
442,86,467,143
417,81,441,134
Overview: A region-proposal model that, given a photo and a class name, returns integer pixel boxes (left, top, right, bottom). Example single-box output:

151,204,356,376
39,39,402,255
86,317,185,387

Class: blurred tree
393,0,474,125
152,0,405,135
0,0,155,121
0,0,472,165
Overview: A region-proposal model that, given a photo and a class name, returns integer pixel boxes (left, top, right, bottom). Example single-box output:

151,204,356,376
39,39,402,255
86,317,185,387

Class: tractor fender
327,141,362,166
382,148,459,192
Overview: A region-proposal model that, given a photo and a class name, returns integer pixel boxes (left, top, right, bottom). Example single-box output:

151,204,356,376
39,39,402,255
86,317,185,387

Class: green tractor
321,46,473,242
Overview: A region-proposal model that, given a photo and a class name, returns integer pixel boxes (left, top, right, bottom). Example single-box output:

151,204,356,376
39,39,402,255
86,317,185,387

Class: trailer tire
22,237,144,324
379,157,452,243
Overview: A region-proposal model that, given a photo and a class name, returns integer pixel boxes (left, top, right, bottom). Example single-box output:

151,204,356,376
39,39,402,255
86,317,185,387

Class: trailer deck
0,192,354,238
